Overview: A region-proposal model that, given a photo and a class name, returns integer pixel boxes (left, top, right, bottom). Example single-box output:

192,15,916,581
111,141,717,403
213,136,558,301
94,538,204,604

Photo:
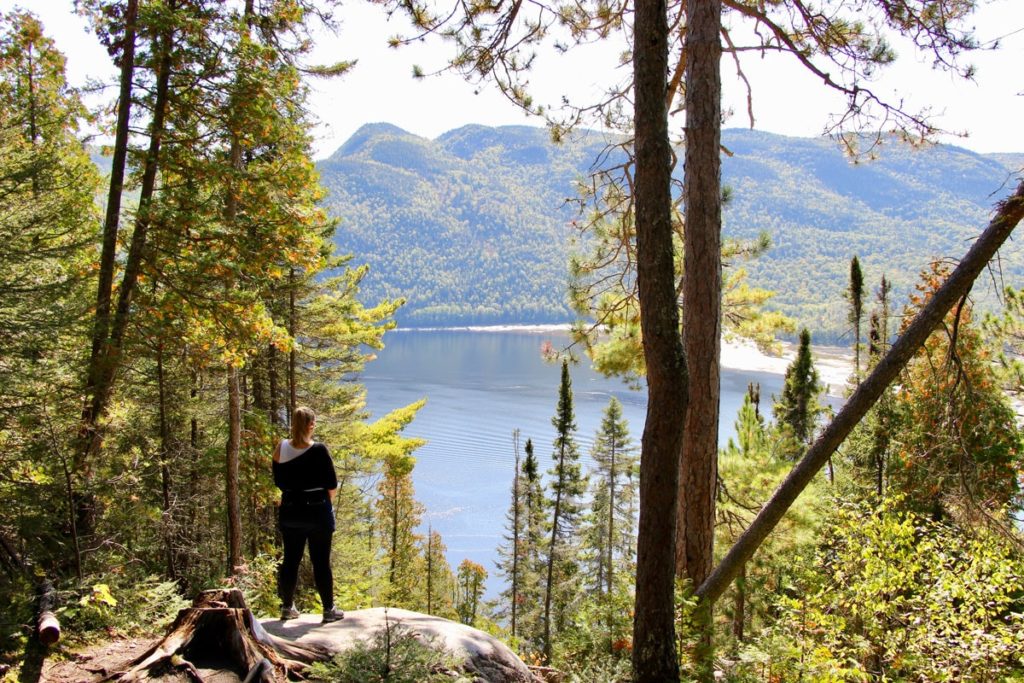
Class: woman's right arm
272,441,281,463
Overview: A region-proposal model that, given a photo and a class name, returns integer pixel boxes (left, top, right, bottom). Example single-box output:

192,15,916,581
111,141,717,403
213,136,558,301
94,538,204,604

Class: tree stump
105,588,327,682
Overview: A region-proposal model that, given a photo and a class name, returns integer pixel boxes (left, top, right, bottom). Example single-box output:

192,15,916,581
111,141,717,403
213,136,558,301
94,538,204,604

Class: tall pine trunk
511,431,521,639
542,466,562,661
288,268,298,417
77,5,173,547
631,0,687,677
679,0,722,677
156,345,176,580
226,366,242,574
223,0,255,577
80,0,138,477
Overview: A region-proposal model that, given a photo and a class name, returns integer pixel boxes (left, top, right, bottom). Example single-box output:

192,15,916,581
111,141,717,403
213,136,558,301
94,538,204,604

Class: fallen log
37,580,60,646
105,588,327,682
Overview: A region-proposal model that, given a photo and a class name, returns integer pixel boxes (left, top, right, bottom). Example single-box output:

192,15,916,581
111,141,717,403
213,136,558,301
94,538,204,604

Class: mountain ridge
317,124,1022,339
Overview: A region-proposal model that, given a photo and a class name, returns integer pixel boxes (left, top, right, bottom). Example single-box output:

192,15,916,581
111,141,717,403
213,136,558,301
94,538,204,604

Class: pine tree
518,437,548,652
424,528,457,619
0,10,100,578
869,275,892,363
542,360,586,661
376,454,425,608
847,255,865,377
496,430,527,639
456,559,488,626
716,386,822,650
581,397,638,652
773,328,826,459
888,264,1023,519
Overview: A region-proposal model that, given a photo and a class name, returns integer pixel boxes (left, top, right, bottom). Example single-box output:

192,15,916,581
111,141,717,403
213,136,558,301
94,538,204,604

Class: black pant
277,493,335,610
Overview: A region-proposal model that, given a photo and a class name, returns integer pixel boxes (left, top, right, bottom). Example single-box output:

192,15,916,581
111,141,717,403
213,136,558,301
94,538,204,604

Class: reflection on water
360,329,811,595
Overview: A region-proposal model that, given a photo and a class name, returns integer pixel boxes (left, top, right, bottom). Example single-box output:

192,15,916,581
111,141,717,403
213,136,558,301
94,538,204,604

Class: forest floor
31,636,239,682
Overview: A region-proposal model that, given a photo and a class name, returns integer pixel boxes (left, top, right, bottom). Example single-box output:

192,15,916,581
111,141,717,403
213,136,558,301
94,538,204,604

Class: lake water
360,328,842,596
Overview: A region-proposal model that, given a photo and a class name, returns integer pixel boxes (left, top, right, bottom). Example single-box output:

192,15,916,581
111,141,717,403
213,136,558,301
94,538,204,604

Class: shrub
307,612,465,683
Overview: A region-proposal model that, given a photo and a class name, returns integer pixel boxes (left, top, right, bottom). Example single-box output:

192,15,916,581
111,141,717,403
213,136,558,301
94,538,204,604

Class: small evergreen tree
456,559,487,626
423,528,457,619
579,397,637,652
496,430,528,639
773,328,826,459
517,437,548,652
846,255,865,376
542,360,586,661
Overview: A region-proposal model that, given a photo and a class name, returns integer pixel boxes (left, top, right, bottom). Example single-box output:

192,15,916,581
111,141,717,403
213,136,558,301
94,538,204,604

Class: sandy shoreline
394,324,854,393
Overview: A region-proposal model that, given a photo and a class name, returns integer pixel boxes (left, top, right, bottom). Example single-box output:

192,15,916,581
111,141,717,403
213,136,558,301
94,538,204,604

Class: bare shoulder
272,440,282,463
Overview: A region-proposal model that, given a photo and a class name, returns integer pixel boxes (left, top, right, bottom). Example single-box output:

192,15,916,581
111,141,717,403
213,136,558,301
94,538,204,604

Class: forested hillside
318,123,612,325
320,124,1021,338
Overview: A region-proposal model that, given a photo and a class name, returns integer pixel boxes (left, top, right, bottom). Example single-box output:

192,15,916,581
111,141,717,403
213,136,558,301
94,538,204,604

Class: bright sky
5,0,1023,158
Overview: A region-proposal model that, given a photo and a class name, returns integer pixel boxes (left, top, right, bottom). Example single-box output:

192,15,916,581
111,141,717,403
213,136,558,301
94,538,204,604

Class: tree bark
511,431,521,639
81,0,138,475
75,4,171,549
156,345,177,581
289,268,298,417
631,0,687,678
678,0,722,678
732,563,745,643
268,343,280,426
226,366,243,575
223,1,254,577
697,180,1024,605
542,443,565,662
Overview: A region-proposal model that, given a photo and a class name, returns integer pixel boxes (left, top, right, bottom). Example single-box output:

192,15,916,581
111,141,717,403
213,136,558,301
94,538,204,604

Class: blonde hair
290,406,316,443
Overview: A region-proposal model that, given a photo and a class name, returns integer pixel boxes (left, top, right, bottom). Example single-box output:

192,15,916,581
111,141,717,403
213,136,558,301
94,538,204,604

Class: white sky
6,0,1023,158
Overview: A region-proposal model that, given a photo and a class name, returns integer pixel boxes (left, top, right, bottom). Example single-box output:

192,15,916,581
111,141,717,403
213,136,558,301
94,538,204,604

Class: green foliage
984,285,1024,395
423,530,457,619
455,559,487,626
716,387,823,655
567,201,794,384
377,453,427,608
888,265,1023,517
736,499,1024,682
53,575,188,645
772,329,827,456
576,397,637,656
308,616,464,683
0,5,449,659
542,360,587,657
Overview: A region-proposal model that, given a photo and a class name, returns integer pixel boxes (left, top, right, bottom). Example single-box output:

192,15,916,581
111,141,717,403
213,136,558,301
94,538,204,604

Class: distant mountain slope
318,123,613,325
318,124,1021,338
989,153,1024,173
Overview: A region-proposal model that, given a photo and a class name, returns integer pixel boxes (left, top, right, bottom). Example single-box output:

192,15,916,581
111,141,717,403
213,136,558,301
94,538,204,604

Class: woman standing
272,406,344,623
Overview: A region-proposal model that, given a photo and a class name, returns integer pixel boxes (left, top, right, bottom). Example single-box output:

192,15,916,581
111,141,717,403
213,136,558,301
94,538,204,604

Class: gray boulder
261,607,539,682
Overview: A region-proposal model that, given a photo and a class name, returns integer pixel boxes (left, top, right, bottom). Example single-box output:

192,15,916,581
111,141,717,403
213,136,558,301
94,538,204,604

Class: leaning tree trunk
697,181,1024,605
106,589,326,682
